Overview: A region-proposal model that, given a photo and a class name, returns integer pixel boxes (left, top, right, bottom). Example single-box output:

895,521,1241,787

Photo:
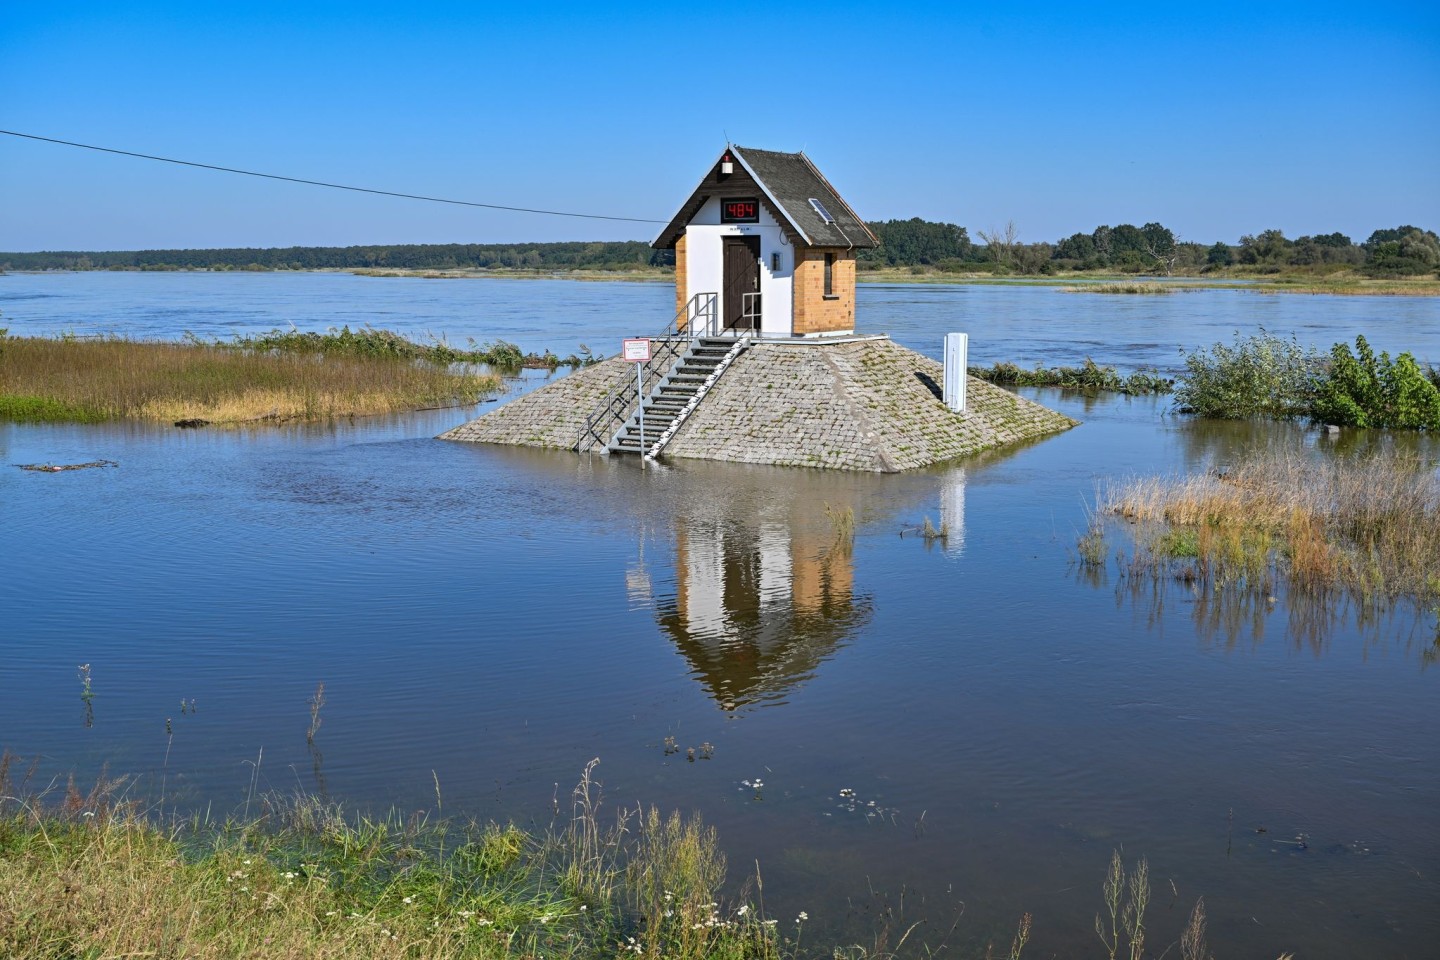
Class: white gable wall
683,197,794,338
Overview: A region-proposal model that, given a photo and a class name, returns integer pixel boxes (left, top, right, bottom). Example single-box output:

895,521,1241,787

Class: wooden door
722,236,762,331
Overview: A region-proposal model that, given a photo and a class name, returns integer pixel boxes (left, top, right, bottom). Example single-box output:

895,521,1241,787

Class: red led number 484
721,198,759,223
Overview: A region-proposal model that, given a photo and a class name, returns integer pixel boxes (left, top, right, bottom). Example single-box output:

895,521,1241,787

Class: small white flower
797,911,809,922
477,918,493,926
764,919,777,927
579,905,587,912
82,811,95,818
737,905,750,917
402,896,414,904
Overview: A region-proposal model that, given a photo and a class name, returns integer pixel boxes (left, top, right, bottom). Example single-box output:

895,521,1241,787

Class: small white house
654,146,879,338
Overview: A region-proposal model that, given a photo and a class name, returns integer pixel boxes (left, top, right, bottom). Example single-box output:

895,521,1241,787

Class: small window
824,253,835,297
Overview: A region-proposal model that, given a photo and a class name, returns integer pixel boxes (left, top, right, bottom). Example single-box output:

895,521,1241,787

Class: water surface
3,273,1438,959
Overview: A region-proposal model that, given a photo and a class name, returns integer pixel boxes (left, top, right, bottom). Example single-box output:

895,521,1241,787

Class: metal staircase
608,337,746,456
574,292,750,460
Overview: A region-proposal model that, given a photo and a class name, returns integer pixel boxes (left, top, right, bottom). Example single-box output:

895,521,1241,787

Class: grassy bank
0,757,1257,960
1091,447,1440,613
0,760,793,960
0,332,503,425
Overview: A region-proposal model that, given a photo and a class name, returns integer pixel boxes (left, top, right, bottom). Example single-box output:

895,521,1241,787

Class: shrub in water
1174,330,1317,420
1311,335,1440,430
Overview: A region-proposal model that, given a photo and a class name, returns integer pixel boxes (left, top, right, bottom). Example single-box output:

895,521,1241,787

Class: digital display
721,198,760,223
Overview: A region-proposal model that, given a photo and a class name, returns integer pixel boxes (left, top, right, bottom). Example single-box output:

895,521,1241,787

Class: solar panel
808,198,836,224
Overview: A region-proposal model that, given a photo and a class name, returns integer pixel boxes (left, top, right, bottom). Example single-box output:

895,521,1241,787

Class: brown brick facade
674,234,688,323
791,248,856,335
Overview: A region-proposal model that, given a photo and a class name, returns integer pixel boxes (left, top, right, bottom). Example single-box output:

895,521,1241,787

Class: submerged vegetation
1061,282,1177,295
1177,331,1440,429
972,359,1174,395
1095,447,1440,614
0,326,606,425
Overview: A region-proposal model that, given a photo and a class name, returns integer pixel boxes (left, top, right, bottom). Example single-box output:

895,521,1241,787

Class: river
2,271,1437,958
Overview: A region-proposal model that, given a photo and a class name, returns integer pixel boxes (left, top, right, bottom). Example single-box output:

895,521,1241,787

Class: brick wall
791,248,856,335
674,234,688,323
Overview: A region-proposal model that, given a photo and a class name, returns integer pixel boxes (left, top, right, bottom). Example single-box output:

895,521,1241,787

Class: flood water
3,272,1439,959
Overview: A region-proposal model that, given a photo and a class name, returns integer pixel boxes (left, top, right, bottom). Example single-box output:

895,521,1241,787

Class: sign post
622,338,652,463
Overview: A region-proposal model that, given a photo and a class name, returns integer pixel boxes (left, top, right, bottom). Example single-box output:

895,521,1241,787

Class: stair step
606,334,749,455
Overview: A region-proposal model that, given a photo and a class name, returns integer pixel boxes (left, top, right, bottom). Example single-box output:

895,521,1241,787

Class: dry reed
0,336,499,424
1102,447,1440,608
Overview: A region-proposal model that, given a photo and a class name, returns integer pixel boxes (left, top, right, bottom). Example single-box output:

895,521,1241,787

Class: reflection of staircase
609,337,747,456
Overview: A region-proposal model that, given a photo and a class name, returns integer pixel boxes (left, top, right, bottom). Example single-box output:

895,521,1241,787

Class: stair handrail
645,335,751,460
574,292,718,452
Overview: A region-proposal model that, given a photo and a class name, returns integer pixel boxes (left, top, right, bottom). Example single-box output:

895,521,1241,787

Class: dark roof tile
654,146,877,250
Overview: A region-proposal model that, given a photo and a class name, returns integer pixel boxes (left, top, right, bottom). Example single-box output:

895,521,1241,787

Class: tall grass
0,334,500,424
0,757,787,960
226,326,596,370
0,751,1293,960
1099,447,1440,611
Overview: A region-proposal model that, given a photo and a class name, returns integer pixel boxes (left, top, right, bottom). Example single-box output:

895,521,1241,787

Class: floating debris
834,788,899,823
173,418,211,428
18,459,118,472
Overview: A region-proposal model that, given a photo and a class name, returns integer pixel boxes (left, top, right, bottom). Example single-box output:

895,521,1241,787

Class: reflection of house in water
654,496,870,711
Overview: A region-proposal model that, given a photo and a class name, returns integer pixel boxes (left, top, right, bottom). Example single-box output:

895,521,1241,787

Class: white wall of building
683,197,794,338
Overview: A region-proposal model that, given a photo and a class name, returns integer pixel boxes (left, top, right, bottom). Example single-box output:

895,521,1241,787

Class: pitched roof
653,145,878,250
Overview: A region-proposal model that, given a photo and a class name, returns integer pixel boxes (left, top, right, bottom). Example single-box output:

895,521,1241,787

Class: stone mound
440,338,1077,472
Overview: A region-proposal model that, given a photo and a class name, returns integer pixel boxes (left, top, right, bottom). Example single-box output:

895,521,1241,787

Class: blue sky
2,1,1437,251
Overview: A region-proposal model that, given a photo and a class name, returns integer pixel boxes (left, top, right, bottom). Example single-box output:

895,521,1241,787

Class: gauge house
653,145,878,338
440,146,1078,471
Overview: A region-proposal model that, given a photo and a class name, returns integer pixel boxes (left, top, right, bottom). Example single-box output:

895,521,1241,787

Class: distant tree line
858,219,1440,277
0,241,674,273
3,223,1436,278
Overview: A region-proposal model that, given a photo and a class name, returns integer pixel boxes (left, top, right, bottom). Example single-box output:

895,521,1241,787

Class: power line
0,128,668,225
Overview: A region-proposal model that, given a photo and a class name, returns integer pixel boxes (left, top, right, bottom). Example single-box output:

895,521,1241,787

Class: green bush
1311,335,1440,429
1174,330,1317,420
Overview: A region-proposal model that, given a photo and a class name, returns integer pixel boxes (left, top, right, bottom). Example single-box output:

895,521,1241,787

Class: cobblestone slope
439,339,1077,471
